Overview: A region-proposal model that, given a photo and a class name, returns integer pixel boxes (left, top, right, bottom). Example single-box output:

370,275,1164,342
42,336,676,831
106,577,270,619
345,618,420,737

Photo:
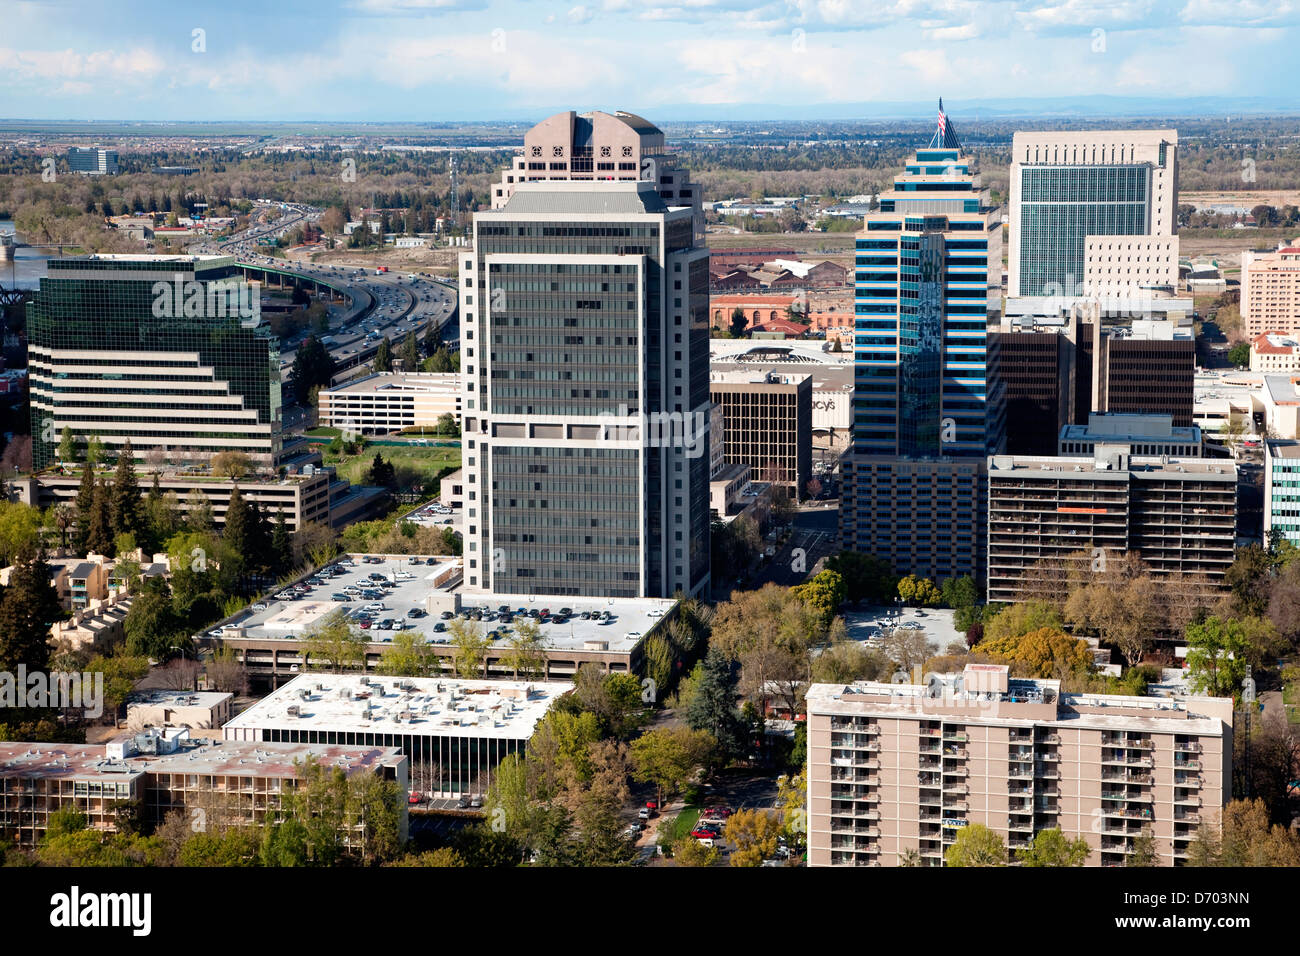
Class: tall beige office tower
1008,130,1179,304
491,109,702,240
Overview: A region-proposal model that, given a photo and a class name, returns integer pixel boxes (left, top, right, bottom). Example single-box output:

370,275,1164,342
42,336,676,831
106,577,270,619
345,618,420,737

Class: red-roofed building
1251,331,1300,373
750,318,810,338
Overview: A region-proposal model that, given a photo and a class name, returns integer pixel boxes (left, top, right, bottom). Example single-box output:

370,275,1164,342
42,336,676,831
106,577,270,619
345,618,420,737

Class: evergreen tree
685,648,745,762
0,547,64,675
74,465,96,551
221,486,252,584
400,331,419,369
271,507,292,576
109,438,142,542
423,321,441,357
374,337,393,373
86,480,116,557
247,500,272,581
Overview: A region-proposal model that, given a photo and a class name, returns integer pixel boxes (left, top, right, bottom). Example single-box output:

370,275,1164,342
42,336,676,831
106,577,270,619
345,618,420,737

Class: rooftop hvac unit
287,705,300,717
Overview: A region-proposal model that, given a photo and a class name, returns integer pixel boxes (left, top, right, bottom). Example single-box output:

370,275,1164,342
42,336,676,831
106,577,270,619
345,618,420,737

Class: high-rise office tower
1008,130,1178,302
491,110,702,240
28,254,281,471
459,173,711,599
840,103,1004,582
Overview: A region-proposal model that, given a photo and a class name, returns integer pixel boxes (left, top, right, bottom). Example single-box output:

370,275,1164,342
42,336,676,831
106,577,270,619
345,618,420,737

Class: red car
408,793,423,805
690,823,722,840
645,800,658,810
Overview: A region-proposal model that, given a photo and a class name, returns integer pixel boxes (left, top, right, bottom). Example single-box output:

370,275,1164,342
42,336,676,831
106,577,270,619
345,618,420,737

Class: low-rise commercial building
0,730,408,848
223,673,569,799
806,665,1232,867
1250,332,1300,374
710,369,812,497
126,690,234,733
318,372,461,435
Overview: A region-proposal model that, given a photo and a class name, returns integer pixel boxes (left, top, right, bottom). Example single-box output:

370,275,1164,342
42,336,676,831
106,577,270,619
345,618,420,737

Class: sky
0,0,1297,121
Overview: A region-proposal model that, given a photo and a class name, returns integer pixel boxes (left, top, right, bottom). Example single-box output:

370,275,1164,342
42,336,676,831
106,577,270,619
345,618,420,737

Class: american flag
937,99,947,140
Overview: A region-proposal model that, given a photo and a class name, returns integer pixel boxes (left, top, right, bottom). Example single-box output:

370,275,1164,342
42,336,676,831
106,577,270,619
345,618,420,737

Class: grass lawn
328,444,461,489
660,806,701,848
1285,681,1300,725
306,426,341,438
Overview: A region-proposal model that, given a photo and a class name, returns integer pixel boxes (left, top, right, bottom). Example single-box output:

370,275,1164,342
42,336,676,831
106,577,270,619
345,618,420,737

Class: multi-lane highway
190,203,459,407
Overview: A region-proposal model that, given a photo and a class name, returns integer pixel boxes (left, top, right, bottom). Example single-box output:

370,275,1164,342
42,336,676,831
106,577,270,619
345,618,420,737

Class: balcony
942,800,968,812
1174,775,1201,789
1174,812,1199,824
942,732,968,743
1035,764,1060,780
1174,760,1201,772
944,784,969,796
1037,750,1059,763
1039,733,1061,745
1174,742,1201,754
1103,806,1154,821
1102,770,1153,785
1007,816,1034,832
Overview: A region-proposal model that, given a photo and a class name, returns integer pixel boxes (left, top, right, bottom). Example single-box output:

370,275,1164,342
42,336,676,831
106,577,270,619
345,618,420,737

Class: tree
221,486,253,585
975,627,1094,680
85,436,105,468
1063,556,1163,667
941,575,978,610
448,615,491,678
270,507,292,577
401,331,419,369
790,569,846,628
293,335,335,400
673,837,720,866
74,464,96,550
897,574,941,607
685,649,744,764
374,337,393,372
377,630,436,677
109,438,142,542
944,824,1007,866
810,642,892,684
0,547,64,676
301,608,366,673
210,451,253,480
983,601,1064,642
1184,616,1262,699
629,726,714,808
58,427,79,464
85,479,115,557
1224,544,1274,617
123,578,183,660
1016,828,1092,866
502,618,548,681
1187,799,1300,866
729,306,747,338
880,626,930,675
365,453,396,489
727,808,784,867
1227,342,1250,367
825,551,898,604
1125,831,1161,867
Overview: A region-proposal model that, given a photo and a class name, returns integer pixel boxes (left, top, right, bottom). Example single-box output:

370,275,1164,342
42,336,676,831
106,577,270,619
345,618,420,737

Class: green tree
374,337,393,372
685,649,745,764
377,630,436,677
0,547,64,675
270,507,292,577
944,823,1007,867
124,578,184,660
74,464,96,550
292,335,335,400
86,479,115,557
1185,616,1253,698
897,573,941,607
825,551,897,604
1227,342,1250,367
728,306,748,338
401,331,419,369
502,618,548,680
1016,828,1092,866
109,438,142,542
301,608,366,673
983,600,1065,642
629,726,714,807
791,568,846,628
941,575,978,610
448,615,491,678
58,427,79,464
1125,831,1161,867
220,486,252,584
85,435,105,468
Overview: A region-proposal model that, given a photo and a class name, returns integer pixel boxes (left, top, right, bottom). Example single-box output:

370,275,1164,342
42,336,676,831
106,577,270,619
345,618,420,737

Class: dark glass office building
28,255,281,471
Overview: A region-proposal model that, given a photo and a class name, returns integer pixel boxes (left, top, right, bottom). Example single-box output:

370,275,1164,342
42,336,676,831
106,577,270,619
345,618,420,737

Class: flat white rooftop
223,673,573,741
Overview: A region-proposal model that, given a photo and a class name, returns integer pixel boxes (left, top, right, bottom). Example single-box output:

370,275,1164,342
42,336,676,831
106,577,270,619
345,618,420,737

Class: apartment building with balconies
806,665,1232,867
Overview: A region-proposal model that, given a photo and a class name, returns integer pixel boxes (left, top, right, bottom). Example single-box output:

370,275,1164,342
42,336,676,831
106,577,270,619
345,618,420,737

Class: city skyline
2,0,1299,121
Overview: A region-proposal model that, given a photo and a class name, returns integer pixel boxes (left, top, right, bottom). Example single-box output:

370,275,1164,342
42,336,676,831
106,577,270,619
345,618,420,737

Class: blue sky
1,0,1297,120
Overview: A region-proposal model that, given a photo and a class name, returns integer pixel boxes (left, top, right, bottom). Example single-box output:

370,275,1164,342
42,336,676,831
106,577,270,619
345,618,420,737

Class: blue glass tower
840,103,1005,583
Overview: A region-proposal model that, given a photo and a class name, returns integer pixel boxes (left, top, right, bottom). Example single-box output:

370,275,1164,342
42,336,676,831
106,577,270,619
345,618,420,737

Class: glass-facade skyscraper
28,254,281,471
840,105,1004,583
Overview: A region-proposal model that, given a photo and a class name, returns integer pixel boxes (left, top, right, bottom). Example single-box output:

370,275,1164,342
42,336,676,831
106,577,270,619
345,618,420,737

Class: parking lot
217,554,677,654
839,605,963,658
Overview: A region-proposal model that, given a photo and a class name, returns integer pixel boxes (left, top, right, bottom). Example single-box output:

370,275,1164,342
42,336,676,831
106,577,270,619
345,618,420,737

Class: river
0,220,52,289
